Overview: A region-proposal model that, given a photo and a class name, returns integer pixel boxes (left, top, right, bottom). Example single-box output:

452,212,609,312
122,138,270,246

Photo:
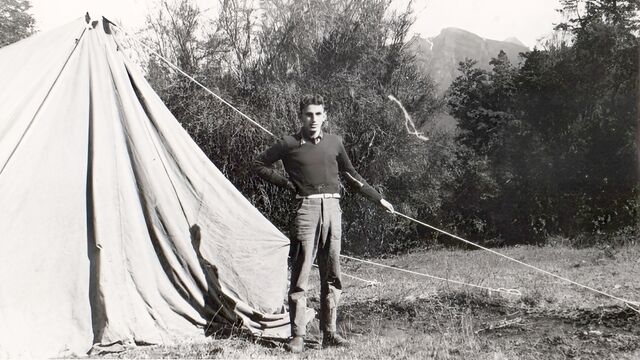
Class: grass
95,244,640,359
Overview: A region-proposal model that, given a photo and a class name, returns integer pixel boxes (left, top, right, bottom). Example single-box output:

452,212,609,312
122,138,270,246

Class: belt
296,193,341,199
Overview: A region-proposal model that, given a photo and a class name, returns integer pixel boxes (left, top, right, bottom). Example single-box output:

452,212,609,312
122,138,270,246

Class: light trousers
288,197,342,336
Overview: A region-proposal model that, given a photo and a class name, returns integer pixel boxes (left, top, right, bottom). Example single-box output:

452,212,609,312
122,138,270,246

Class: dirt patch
339,292,640,359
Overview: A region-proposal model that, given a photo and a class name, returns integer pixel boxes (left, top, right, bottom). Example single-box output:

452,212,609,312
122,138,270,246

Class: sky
406,0,564,47
29,0,565,48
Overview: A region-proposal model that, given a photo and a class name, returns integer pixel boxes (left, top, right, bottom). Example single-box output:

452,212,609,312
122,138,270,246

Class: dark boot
322,332,351,348
284,336,304,353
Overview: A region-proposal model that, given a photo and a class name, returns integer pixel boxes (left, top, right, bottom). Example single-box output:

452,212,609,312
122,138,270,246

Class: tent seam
0,26,89,177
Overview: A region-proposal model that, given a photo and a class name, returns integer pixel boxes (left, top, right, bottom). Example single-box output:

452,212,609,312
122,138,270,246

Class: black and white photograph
0,0,638,358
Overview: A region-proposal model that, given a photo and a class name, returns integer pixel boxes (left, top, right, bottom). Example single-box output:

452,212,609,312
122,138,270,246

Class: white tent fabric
0,17,290,358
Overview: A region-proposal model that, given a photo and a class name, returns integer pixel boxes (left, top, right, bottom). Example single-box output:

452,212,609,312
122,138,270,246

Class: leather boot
322,332,351,348
284,336,304,353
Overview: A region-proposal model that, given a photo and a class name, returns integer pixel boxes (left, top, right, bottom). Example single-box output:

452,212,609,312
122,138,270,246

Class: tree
445,0,639,244
446,54,539,244
0,0,35,48
546,0,639,235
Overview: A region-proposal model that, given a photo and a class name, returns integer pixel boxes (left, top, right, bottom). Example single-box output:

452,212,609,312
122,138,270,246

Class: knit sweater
254,131,382,203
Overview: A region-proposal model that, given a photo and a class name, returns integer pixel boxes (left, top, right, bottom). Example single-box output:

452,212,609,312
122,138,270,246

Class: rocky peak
406,28,529,94
503,36,527,47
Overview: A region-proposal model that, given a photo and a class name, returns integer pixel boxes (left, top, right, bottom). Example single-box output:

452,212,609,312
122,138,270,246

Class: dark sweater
254,131,383,203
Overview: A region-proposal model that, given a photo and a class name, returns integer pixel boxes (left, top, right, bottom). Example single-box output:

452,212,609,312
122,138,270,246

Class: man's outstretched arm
336,138,394,213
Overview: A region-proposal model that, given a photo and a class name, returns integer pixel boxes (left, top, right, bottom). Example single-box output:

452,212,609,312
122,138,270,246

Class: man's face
299,104,326,137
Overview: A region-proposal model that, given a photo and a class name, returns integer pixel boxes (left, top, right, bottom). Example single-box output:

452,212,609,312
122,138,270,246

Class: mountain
407,28,529,94
503,36,527,47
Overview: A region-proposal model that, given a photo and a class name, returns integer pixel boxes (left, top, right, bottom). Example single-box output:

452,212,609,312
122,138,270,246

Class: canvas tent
0,16,291,358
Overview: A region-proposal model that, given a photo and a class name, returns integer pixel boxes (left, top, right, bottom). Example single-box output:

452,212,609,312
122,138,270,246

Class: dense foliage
446,0,639,245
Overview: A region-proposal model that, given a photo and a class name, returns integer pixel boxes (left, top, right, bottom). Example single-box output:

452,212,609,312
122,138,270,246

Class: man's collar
298,128,323,145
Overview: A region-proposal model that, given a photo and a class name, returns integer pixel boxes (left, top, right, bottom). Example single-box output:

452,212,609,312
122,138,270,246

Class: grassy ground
96,244,640,359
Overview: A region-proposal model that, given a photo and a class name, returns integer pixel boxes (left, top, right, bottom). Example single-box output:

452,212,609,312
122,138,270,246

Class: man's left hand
380,199,395,214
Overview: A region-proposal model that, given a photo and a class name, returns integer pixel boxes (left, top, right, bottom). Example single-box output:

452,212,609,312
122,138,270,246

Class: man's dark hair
299,94,325,113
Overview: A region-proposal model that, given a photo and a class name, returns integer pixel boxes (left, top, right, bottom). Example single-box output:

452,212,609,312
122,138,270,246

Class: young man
254,94,394,353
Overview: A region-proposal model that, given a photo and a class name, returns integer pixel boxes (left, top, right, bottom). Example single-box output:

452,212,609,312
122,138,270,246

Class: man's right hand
380,199,394,214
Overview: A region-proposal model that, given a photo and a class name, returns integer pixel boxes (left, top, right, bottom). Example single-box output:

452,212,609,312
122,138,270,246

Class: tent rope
340,255,521,296
312,263,379,286
394,213,640,308
111,24,640,309
115,30,275,137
